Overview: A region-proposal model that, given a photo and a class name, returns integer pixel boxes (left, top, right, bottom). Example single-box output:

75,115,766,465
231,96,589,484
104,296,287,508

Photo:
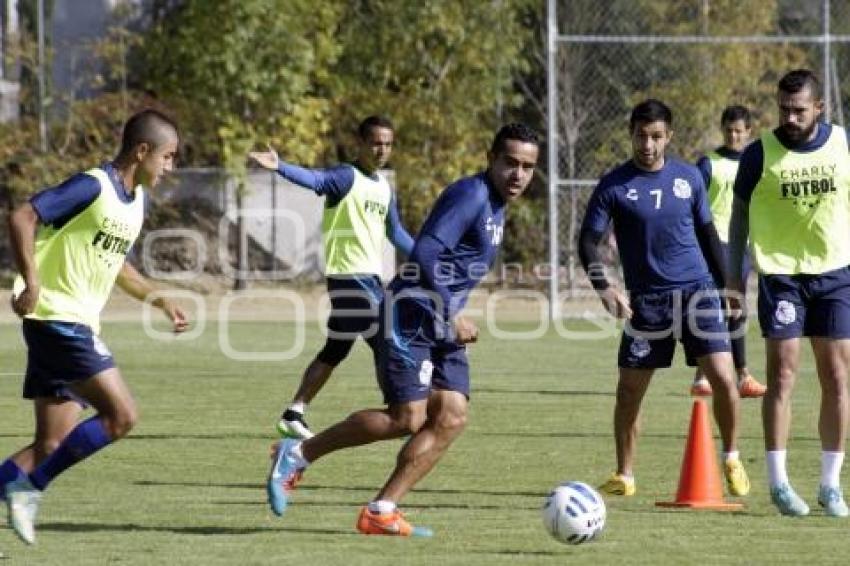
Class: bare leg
291,358,335,405
614,368,653,475
810,338,850,451
698,351,739,452
10,398,82,473
301,400,427,463
70,368,138,440
763,338,800,451
375,390,468,503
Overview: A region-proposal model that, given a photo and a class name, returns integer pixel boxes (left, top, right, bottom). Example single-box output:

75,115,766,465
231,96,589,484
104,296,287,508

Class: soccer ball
542,481,606,545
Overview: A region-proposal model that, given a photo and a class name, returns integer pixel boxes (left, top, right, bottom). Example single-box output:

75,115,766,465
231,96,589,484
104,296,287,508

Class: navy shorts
22,319,116,400
377,297,469,404
618,280,731,369
757,266,850,339
324,275,384,342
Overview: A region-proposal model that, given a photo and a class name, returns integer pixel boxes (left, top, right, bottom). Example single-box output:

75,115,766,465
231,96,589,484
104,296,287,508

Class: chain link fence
547,0,850,314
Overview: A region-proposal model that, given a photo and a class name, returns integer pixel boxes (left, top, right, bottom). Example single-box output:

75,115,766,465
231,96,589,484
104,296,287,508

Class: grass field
2,316,850,565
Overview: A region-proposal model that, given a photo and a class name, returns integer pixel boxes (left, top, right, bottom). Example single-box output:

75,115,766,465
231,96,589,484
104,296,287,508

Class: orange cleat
690,378,712,397
356,506,433,537
738,375,767,398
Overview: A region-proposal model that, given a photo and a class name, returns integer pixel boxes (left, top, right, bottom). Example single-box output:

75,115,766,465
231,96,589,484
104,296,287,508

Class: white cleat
5,477,42,545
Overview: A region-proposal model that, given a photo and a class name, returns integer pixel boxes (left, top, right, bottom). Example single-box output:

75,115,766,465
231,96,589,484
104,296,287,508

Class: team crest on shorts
775,300,796,325
673,178,692,199
418,359,434,386
630,337,651,359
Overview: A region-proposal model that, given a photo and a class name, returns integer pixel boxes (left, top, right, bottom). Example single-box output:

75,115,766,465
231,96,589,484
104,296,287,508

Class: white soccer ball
542,481,606,545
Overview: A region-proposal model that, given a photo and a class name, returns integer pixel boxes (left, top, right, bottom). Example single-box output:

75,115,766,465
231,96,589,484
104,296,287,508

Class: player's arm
10,174,101,316
690,172,726,287
385,193,414,257
578,182,632,319
695,155,712,188
116,262,189,333
247,145,353,200
411,183,485,344
726,142,762,315
8,203,40,316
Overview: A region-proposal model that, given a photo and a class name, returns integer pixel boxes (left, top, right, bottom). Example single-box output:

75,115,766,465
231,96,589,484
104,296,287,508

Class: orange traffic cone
656,399,742,510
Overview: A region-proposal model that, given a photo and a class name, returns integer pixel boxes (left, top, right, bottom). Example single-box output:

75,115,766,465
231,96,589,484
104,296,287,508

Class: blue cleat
817,485,849,518
266,439,303,517
770,483,810,517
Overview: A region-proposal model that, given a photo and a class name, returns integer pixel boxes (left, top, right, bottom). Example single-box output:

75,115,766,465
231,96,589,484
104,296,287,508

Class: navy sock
0,459,24,494
29,417,112,491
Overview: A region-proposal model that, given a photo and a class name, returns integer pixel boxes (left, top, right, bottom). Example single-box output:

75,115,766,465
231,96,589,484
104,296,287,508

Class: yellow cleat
724,458,750,497
598,473,636,496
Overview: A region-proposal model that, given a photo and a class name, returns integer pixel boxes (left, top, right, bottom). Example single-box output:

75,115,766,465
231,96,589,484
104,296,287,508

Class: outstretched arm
247,145,352,199
9,203,40,317
116,262,189,333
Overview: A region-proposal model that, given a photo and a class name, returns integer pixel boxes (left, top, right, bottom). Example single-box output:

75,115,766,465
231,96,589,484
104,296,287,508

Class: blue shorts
316,275,385,366
377,297,469,404
22,319,115,400
757,266,850,339
618,280,731,369
325,275,384,340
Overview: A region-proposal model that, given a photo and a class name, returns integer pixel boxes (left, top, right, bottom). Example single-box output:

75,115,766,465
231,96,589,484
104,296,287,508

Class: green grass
1,319,849,564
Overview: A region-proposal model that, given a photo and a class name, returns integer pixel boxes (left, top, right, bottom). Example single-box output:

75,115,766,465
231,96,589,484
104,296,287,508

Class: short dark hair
720,105,751,127
119,109,179,155
778,69,822,100
629,99,672,131
358,115,394,139
490,123,539,154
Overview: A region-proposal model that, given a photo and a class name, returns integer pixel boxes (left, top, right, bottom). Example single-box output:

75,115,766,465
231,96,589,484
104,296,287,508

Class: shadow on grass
216,499,540,512
39,521,356,537
134,480,545,499
475,387,613,397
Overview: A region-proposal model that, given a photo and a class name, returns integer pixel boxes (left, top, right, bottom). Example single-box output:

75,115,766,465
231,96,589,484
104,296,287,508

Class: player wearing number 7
578,99,749,499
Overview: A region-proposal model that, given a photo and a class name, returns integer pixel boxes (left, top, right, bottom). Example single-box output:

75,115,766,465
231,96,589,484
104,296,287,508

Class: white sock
288,401,306,415
766,450,789,487
288,442,310,468
368,500,396,515
723,451,740,463
821,451,844,488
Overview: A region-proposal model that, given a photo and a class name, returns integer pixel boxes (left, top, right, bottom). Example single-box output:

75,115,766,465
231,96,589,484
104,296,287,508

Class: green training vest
14,168,145,333
321,166,391,276
749,126,850,274
706,151,739,242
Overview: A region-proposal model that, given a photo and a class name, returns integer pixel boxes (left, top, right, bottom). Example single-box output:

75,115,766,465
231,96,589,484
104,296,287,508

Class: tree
140,0,344,287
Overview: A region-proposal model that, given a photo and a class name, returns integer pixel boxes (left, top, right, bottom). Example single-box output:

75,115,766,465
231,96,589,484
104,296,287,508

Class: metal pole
270,170,277,271
824,0,831,121
37,0,47,151
547,0,559,321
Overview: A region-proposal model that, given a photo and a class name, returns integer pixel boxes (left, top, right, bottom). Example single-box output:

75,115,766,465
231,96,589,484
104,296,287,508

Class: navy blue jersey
389,172,505,319
582,158,713,293
30,163,134,228
276,160,413,255
734,122,850,202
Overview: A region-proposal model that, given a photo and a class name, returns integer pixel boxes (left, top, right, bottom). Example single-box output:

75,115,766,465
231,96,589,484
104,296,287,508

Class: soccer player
690,106,767,398
248,116,414,440
265,123,539,536
0,109,188,545
727,69,850,517
579,99,749,498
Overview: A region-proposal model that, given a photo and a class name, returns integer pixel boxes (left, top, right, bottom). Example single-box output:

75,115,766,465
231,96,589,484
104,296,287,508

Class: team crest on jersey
485,217,504,245
673,178,692,199
775,300,796,325
630,337,651,359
